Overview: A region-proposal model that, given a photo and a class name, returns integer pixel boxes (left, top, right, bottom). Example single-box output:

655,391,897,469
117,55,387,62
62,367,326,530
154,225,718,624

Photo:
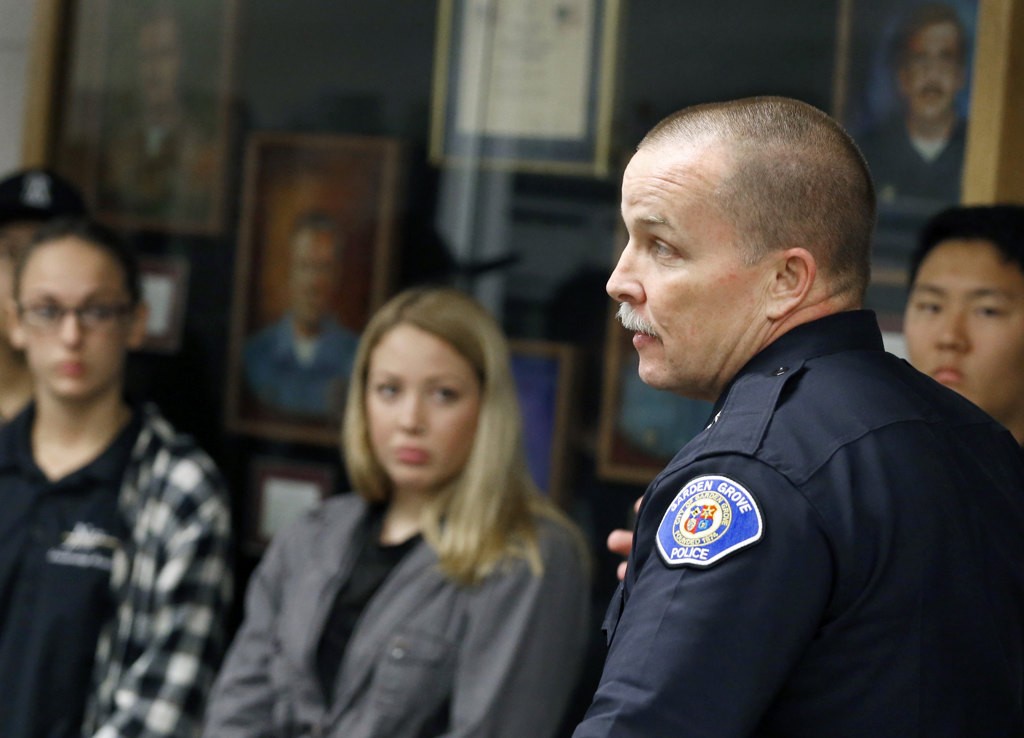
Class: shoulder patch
656,474,763,568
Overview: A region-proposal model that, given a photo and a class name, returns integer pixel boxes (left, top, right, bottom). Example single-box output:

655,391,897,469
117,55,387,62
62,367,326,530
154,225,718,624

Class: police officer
574,96,1024,736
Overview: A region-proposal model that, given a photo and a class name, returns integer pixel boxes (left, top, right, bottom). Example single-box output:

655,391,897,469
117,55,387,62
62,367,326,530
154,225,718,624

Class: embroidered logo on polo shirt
46,522,120,571
657,475,763,567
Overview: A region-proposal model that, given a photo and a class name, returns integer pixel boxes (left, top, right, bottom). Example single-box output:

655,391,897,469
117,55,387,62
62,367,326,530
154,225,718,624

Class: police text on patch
656,475,763,568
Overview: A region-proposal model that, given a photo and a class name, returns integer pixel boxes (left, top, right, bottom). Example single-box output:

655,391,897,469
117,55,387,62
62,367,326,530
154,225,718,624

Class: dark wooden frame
137,254,189,354
224,132,404,446
51,0,239,235
244,456,334,553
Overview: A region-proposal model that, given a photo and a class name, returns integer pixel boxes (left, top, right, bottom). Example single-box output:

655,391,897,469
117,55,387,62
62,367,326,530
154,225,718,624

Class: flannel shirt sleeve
92,449,233,738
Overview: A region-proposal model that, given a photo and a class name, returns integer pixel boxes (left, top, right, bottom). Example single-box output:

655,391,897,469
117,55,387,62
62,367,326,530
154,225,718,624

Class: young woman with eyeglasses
0,217,232,738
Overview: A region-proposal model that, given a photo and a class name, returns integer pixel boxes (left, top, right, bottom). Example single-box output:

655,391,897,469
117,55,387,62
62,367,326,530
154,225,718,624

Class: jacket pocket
370,629,455,715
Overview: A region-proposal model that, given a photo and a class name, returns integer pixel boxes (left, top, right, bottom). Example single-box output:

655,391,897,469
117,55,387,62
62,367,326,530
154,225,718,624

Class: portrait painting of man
243,212,359,418
58,0,238,234
225,133,403,445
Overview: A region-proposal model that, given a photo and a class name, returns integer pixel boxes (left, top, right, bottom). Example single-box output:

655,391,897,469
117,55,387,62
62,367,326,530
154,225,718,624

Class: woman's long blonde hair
342,286,579,586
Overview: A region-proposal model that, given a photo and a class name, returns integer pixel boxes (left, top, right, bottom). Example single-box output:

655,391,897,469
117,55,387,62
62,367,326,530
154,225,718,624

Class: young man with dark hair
0,217,232,737
904,204,1024,444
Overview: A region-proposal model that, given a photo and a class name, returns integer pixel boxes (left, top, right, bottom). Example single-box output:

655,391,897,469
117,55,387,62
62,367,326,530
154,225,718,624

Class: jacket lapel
327,538,444,716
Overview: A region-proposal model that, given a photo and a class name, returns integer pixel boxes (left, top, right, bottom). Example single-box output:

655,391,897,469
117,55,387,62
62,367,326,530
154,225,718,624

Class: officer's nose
607,239,644,305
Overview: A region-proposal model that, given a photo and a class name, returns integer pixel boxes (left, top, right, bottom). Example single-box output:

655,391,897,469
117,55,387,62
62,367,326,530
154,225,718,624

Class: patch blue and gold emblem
656,474,763,567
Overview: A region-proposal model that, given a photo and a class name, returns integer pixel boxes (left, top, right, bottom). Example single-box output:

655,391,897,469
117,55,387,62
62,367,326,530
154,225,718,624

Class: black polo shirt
0,404,142,738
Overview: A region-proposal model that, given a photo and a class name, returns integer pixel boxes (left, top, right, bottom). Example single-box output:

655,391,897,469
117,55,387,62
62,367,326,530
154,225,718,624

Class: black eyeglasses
17,302,135,332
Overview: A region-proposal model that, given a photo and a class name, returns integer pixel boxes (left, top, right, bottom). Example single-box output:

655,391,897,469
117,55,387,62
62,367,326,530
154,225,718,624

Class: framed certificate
138,255,189,354
429,0,621,176
245,457,334,552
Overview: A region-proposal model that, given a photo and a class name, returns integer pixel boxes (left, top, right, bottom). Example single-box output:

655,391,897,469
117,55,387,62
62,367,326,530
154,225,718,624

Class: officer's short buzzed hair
908,204,1024,287
639,96,876,301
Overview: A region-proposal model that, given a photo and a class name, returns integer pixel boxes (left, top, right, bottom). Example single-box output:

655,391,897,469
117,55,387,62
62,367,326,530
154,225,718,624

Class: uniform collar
657,310,884,479
729,309,884,391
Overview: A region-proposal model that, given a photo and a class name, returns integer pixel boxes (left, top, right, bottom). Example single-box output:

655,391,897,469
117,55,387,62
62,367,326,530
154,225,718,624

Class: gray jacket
203,494,590,738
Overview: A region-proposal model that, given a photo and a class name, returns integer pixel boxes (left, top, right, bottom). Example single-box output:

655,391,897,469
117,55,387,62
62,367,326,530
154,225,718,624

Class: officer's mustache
617,303,658,338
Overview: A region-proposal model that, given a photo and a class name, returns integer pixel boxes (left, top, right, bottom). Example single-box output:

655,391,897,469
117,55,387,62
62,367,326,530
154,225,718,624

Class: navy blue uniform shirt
575,310,1024,737
0,405,141,738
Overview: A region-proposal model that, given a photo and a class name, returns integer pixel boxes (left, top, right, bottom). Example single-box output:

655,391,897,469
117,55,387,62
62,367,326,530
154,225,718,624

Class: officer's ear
765,247,815,320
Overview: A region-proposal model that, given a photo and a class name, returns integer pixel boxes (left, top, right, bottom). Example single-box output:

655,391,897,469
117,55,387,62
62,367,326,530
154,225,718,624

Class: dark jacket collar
712,310,883,412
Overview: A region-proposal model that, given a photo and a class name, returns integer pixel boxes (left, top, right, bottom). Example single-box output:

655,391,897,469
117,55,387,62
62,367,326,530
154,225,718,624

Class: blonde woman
204,287,591,738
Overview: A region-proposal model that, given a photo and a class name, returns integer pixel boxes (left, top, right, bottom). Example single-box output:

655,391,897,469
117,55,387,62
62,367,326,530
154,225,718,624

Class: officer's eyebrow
630,213,671,230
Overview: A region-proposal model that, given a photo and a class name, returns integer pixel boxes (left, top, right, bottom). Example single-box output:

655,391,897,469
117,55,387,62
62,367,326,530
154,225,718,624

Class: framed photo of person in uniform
224,132,404,446
509,340,578,508
429,0,622,176
832,0,979,314
244,457,334,554
53,0,239,235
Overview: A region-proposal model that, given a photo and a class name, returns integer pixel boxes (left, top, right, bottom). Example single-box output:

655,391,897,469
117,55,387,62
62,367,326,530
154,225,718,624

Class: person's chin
636,363,671,391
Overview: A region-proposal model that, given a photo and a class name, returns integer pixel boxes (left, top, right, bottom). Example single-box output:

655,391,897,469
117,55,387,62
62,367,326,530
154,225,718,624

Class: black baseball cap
0,168,87,228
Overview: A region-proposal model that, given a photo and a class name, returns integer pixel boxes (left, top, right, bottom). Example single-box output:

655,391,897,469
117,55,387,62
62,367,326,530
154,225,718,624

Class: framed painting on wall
509,339,578,507
54,0,239,234
224,132,404,446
